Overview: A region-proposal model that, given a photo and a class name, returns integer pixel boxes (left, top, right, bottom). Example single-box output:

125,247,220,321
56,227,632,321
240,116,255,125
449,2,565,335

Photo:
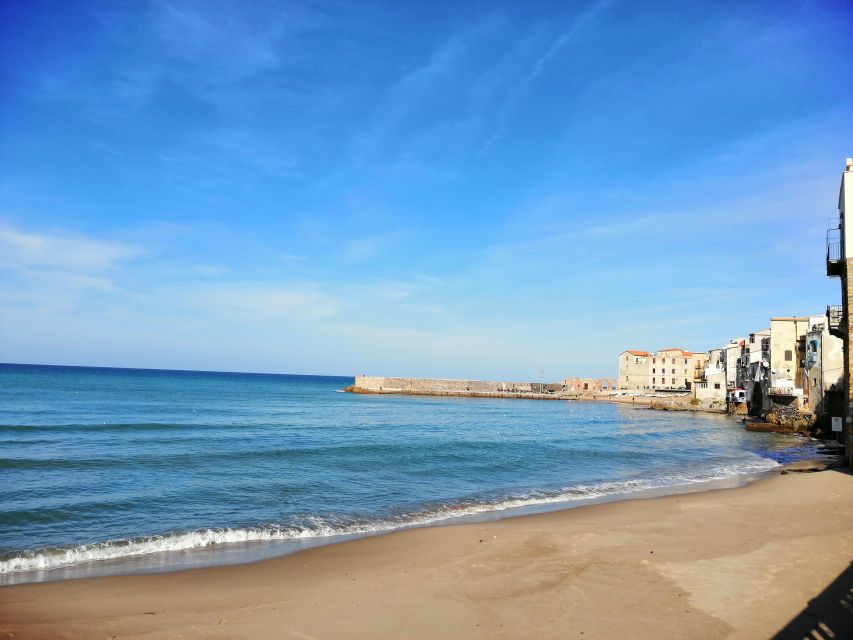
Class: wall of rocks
764,397,814,431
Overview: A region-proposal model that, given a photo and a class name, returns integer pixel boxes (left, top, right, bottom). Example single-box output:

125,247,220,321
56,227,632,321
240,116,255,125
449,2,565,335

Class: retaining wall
351,375,559,398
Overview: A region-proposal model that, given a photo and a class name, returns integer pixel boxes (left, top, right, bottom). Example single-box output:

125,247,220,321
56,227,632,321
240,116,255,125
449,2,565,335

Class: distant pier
347,375,612,400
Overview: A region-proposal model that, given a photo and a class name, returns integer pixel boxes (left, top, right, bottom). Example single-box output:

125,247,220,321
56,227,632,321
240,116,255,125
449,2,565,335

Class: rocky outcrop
649,400,688,411
764,399,814,433
729,402,748,415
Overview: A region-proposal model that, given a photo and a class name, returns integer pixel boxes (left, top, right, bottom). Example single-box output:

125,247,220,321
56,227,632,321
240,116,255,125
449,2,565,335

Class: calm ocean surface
0,363,824,584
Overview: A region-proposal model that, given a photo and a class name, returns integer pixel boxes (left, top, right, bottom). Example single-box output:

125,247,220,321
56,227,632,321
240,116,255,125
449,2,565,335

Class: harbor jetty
347,375,614,400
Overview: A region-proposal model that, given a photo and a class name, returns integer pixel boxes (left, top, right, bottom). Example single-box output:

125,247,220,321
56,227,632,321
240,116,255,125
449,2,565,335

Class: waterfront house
695,347,727,403
618,350,651,389
737,329,770,415
618,348,706,391
824,157,853,464
803,319,843,417
721,339,745,390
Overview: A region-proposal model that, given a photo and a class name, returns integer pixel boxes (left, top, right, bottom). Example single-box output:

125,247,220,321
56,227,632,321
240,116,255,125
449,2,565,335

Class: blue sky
1,0,852,379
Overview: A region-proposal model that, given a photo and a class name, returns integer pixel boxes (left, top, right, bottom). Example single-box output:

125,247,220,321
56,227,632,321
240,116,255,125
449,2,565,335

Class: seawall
348,375,569,400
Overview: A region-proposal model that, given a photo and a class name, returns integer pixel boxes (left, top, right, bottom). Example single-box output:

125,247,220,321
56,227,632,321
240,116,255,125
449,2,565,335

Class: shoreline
347,383,731,414
0,465,788,587
2,467,850,639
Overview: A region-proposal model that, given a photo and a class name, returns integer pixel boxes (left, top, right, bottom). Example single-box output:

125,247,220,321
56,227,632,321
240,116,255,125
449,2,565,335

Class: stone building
562,377,616,394
803,320,843,416
618,348,706,391
767,317,813,399
651,348,706,390
825,157,853,464
617,350,651,389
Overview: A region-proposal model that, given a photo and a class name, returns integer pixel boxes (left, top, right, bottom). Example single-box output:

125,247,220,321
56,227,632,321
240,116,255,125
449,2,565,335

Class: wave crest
0,457,780,575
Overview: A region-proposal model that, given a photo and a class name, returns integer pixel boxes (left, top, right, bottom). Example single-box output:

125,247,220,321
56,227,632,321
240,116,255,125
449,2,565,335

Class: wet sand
2,469,851,639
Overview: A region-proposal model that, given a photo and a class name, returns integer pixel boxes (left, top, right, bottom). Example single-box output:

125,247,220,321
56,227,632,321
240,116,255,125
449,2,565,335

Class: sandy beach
2,468,851,640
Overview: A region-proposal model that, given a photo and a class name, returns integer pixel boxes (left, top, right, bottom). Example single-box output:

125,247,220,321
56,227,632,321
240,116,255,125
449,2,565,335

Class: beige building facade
618,350,651,389
803,320,843,415
767,317,813,400
618,348,705,391
651,348,706,390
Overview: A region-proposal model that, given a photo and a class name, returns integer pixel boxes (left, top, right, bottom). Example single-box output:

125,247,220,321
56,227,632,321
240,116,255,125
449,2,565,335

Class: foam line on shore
0,458,781,576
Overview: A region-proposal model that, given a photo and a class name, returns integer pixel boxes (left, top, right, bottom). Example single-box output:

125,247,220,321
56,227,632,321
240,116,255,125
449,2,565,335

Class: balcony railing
827,305,844,337
828,240,842,261
827,221,843,276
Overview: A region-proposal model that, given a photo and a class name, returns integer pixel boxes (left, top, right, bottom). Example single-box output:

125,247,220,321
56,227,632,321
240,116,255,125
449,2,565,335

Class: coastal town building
737,328,770,414
695,347,726,403
721,339,745,389
803,320,843,415
561,377,616,393
767,317,813,400
825,157,853,464
618,350,651,389
618,348,706,391
618,314,842,424
651,348,707,390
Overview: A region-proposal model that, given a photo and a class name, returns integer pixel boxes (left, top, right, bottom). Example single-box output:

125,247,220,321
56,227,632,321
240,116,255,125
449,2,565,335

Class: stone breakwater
348,376,568,400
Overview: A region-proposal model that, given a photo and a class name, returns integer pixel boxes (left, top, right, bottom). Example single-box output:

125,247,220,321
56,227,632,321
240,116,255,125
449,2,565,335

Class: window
684,358,687,364
672,378,676,385
653,358,656,363
750,335,755,344
652,378,656,384
671,358,675,364
671,368,675,374
714,383,721,389
785,350,792,362
652,368,656,373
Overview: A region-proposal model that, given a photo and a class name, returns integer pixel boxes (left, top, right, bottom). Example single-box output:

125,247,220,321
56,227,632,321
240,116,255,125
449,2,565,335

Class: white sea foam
0,457,780,575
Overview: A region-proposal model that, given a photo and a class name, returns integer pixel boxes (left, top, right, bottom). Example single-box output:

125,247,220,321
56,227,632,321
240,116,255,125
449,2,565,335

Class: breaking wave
0,457,780,576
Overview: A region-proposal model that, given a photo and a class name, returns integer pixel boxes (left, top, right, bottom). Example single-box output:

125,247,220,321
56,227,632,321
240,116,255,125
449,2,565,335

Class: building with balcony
720,339,745,389
825,157,853,465
653,348,703,390
803,320,843,416
617,348,707,391
695,347,727,403
736,328,771,414
767,316,814,400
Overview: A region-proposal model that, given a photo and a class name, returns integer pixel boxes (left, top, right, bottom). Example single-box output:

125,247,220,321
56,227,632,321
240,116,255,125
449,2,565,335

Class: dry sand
2,469,851,640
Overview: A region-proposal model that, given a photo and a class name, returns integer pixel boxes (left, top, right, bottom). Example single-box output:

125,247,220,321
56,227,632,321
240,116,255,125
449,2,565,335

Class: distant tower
825,158,853,465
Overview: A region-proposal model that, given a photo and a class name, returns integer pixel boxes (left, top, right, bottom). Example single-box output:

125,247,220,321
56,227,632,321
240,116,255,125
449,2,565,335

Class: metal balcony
827,305,845,338
827,223,843,277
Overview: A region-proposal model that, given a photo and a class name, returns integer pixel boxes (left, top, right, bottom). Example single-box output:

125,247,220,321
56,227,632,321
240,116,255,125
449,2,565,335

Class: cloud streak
0,225,140,271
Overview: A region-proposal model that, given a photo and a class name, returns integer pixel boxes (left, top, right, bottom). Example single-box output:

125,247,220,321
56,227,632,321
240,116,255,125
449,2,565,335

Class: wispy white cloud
149,1,283,76
342,229,410,262
0,224,140,270
483,0,615,150
159,128,300,185
187,285,342,325
350,14,506,163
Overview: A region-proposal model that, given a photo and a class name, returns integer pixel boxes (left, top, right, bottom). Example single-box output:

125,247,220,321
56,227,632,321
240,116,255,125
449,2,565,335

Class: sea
0,363,827,585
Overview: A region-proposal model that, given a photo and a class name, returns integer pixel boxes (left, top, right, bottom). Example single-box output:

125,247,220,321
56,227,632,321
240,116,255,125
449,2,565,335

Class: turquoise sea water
0,363,825,584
